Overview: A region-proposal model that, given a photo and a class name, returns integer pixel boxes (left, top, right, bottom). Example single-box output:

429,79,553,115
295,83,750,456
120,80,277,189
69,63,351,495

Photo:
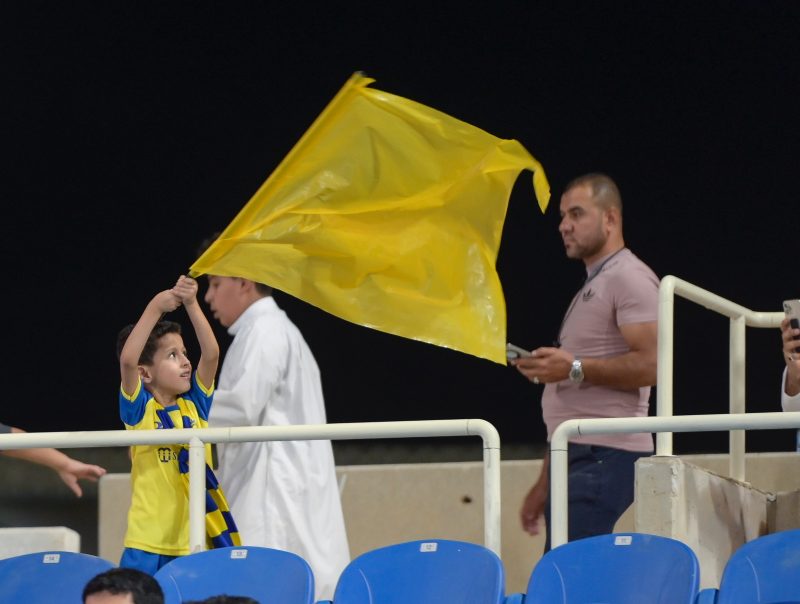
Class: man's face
204,275,246,328
84,591,134,604
558,184,609,262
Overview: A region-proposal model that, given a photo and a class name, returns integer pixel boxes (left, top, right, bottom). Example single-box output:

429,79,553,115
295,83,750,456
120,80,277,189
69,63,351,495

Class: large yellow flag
190,73,549,364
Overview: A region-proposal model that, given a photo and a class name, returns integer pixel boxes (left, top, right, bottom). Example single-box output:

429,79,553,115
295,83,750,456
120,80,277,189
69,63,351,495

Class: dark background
1,1,797,457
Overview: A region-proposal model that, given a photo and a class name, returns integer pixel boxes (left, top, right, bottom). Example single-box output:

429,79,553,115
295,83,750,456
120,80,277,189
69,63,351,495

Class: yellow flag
190,73,549,364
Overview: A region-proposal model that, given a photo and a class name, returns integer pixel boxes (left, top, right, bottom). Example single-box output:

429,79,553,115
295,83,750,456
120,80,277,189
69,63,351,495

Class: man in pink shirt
511,173,659,550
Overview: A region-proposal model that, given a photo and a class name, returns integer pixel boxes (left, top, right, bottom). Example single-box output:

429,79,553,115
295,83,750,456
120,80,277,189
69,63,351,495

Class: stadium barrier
0,419,502,555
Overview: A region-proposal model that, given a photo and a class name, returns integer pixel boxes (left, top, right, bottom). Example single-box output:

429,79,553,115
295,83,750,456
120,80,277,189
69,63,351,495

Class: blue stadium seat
154,545,314,604
322,538,505,604
0,550,115,603
709,528,800,604
517,533,700,604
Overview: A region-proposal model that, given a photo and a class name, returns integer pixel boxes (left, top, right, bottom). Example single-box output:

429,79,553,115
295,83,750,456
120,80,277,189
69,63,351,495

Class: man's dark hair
116,320,182,365
83,567,164,604
185,597,260,604
197,232,273,297
563,172,623,214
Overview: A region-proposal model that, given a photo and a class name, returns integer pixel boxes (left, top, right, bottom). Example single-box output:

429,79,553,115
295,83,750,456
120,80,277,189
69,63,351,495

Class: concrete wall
634,452,800,589
0,527,80,559
636,456,771,589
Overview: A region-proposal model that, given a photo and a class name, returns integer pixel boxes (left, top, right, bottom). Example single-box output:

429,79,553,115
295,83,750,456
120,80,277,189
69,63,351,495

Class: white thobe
209,296,349,600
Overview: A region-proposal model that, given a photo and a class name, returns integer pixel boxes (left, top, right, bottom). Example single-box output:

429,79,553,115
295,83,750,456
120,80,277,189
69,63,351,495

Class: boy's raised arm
119,289,181,395
173,275,219,390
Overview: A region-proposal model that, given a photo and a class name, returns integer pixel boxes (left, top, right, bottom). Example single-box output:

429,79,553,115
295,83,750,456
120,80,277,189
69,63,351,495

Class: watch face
569,360,584,382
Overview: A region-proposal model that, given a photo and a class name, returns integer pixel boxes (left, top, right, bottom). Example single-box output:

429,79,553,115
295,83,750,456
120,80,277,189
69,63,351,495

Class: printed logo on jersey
157,447,177,463
582,288,595,302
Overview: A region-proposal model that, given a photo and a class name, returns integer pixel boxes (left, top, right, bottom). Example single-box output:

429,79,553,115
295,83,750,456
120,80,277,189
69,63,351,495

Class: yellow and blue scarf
157,409,241,549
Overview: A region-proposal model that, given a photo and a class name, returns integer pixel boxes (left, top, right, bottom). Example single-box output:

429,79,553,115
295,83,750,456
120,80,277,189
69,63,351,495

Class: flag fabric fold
190,72,549,364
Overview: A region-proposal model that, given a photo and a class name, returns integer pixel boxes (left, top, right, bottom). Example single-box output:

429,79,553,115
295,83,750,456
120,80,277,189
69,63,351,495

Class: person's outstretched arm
520,450,549,536
174,275,219,389
2,426,106,497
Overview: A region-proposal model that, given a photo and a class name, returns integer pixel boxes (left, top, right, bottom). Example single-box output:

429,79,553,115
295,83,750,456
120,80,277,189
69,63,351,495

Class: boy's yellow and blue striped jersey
119,373,214,556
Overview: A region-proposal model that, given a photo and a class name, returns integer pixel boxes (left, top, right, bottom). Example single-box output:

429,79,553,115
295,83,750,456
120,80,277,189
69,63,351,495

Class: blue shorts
543,443,650,552
119,547,179,575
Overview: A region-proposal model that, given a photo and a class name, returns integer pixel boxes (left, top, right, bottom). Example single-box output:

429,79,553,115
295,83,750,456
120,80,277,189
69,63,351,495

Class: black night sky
2,1,798,455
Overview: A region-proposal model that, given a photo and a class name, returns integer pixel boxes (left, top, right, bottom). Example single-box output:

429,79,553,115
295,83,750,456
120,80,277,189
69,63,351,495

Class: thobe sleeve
210,322,288,428
208,390,251,427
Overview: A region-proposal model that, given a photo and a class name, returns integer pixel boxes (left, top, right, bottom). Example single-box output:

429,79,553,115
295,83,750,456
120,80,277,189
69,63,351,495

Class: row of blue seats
2,530,800,603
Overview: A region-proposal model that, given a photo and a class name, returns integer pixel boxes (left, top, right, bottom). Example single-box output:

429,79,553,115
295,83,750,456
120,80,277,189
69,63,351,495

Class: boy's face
141,332,191,396
204,275,248,327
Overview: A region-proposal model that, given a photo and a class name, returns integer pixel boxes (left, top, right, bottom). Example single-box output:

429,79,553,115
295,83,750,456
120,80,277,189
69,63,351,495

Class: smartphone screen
506,343,532,361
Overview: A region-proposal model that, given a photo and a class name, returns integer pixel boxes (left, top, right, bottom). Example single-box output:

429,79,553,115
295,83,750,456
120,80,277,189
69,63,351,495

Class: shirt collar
228,296,278,336
585,247,628,277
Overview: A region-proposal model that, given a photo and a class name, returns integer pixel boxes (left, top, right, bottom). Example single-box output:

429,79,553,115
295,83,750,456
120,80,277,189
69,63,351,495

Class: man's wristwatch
569,358,584,383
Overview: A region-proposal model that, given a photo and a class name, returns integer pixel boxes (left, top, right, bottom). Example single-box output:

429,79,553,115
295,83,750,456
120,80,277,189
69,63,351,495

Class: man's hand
782,318,800,396
56,458,107,498
512,347,574,384
520,480,548,535
173,275,199,307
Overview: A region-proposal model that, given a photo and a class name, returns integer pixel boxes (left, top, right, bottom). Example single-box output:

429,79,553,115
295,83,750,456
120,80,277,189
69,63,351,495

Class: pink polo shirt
542,248,658,452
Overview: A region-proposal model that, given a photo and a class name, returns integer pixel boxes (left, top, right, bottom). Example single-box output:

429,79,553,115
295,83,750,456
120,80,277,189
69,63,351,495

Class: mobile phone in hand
783,299,800,353
506,343,532,361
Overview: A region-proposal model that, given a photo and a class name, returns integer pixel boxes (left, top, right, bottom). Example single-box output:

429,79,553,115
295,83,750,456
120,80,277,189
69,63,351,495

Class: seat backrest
331,539,505,604
0,550,115,604
154,545,314,604
715,528,800,604
524,533,699,604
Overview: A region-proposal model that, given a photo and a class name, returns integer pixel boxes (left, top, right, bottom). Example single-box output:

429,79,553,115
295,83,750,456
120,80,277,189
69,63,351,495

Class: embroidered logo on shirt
582,288,595,302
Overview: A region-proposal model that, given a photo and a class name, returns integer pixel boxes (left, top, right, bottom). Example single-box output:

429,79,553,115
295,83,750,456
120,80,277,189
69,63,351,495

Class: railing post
657,276,676,456
730,315,746,481
470,419,502,556
189,436,206,553
549,422,575,549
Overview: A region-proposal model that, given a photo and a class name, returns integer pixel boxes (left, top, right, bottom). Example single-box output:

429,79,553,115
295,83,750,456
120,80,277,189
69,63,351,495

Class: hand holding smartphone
506,343,532,361
783,299,800,353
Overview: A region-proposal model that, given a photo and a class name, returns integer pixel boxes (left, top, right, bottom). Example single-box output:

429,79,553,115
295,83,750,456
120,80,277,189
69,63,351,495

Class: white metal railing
550,411,800,548
657,275,783,480
0,419,502,554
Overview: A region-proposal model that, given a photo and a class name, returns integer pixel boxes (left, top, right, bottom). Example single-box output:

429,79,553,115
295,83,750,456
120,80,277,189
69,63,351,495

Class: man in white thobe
203,275,349,600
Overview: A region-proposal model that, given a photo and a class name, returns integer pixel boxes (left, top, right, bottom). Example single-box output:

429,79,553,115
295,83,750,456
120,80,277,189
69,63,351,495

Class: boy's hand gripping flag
190,73,549,364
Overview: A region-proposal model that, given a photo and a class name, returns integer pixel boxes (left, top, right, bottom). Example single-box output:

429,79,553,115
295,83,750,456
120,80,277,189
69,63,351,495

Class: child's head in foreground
117,320,191,397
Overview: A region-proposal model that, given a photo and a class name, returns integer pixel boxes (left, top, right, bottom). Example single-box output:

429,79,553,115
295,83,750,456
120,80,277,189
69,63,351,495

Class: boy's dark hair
116,320,182,365
197,232,273,297
83,567,164,604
